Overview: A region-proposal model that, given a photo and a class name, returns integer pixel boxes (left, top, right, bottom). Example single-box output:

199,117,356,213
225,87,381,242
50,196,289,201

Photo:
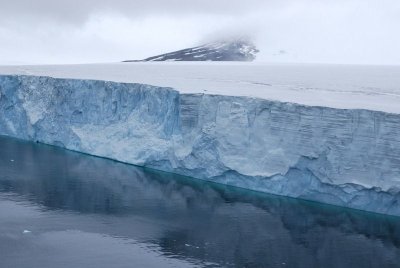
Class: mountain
124,40,259,62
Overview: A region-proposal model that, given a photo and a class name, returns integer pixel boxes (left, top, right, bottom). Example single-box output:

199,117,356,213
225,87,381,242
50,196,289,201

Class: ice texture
1,74,400,216
1,62,400,113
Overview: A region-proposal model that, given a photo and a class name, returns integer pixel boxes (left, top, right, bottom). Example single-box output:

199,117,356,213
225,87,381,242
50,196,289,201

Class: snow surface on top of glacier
0,62,400,114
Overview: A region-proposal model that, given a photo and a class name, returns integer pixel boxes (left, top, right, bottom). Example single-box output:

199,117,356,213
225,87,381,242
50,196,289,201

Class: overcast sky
0,0,399,65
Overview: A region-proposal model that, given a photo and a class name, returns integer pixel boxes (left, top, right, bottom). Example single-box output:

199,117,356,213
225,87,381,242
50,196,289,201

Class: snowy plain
1,62,400,114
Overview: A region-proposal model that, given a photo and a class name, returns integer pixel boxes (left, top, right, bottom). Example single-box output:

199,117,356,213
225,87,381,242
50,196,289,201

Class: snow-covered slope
1,63,400,216
124,40,259,62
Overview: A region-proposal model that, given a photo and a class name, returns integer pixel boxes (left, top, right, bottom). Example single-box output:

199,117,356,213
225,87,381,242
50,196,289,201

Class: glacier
1,74,400,216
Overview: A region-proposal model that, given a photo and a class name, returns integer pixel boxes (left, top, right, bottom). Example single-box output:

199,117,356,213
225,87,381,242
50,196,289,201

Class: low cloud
0,0,399,65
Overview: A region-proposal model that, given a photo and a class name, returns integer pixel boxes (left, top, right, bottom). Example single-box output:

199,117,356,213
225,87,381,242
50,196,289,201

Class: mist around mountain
124,39,259,62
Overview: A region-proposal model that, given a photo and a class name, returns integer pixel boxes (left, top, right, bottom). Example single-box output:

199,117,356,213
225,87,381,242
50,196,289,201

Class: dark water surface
0,136,400,268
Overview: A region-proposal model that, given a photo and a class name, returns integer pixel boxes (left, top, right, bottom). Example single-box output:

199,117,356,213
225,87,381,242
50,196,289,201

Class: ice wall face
1,75,400,216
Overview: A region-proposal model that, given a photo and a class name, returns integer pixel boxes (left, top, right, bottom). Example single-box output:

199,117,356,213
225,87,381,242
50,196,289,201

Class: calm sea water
0,136,400,268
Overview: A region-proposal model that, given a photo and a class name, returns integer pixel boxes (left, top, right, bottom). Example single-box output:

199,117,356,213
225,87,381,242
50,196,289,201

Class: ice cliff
1,74,400,216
